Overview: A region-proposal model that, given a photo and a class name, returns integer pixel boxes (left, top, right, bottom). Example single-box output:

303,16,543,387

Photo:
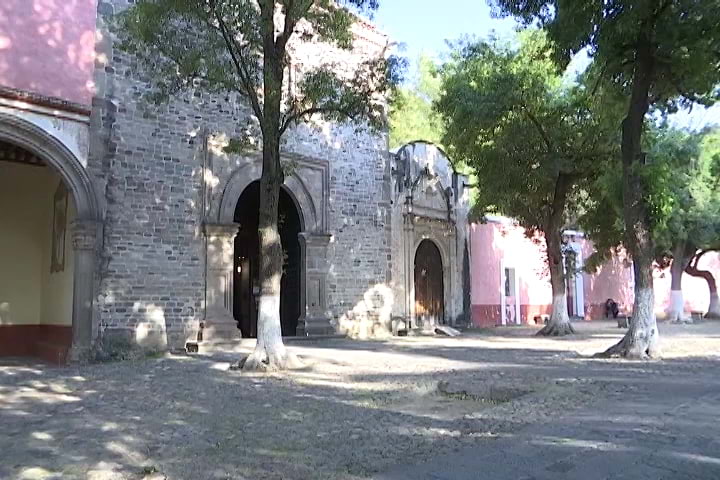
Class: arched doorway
0,140,78,362
0,114,100,364
233,181,302,337
414,239,445,326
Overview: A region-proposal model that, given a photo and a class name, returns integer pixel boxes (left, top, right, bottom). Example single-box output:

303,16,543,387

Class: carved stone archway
0,113,101,362
205,157,332,338
409,232,454,328
218,161,319,231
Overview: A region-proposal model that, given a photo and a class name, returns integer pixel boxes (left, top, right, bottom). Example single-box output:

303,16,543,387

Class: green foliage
581,125,720,268
490,0,720,113
492,0,720,280
577,156,624,272
435,31,617,234
115,0,399,136
389,55,444,148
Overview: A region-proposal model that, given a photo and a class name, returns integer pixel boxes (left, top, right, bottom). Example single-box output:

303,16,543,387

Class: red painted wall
0,0,97,105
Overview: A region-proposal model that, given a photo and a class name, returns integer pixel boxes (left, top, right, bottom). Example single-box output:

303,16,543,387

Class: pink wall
470,222,553,326
581,244,635,318
0,0,97,105
654,252,720,314
581,244,720,316
470,222,720,326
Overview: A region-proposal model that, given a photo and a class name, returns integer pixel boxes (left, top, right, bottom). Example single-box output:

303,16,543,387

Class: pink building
0,0,97,105
470,218,720,327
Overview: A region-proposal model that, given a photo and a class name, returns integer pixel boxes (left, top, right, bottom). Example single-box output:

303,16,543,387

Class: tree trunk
598,28,659,358
238,4,302,371
537,174,575,336
709,292,720,319
666,242,691,323
686,250,720,319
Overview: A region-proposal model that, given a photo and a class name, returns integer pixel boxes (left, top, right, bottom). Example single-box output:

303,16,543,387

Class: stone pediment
392,141,459,221
412,175,452,220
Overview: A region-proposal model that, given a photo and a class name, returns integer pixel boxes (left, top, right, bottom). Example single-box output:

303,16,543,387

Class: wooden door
414,240,445,325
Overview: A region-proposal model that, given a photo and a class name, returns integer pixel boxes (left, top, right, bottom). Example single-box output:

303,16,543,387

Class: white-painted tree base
232,293,304,372
537,294,575,336
665,289,688,323
598,287,660,359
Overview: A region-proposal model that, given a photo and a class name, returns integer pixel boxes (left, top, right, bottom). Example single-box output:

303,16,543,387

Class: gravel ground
2,320,719,480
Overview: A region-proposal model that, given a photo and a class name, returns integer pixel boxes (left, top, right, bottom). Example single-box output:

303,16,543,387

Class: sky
372,0,517,64
370,0,720,130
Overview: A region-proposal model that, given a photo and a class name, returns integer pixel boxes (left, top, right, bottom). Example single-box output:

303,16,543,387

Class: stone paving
1,321,719,480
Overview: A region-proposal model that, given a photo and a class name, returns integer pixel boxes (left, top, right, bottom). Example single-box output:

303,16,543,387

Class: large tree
435,32,616,336
648,126,720,323
581,125,720,323
684,128,720,319
117,0,397,370
492,0,720,358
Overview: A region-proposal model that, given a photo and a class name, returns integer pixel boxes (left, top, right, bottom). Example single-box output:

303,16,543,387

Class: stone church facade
0,0,469,363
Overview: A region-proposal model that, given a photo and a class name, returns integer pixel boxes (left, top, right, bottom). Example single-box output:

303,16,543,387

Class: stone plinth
202,223,242,342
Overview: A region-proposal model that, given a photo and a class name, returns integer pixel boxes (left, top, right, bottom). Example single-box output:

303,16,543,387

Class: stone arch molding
410,233,455,326
412,235,451,274
0,112,101,362
0,113,100,221
217,158,319,232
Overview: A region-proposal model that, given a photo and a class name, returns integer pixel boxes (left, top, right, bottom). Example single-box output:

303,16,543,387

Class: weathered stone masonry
90,1,393,348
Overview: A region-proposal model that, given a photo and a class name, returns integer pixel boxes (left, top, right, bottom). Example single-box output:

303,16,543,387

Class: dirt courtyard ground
2,320,720,480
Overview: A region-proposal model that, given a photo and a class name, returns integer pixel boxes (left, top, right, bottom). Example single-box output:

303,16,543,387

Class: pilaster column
298,232,333,335
403,213,416,328
68,218,100,363
203,223,242,341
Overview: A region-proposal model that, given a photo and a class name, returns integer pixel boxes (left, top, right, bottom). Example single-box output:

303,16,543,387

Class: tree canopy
491,0,720,357
435,30,617,335
582,125,720,264
389,55,444,148
117,0,396,135
490,0,720,114
435,31,616,232
650,126,720,256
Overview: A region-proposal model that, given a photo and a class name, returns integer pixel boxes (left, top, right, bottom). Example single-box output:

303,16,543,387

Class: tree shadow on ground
375,359,720,479
0,352,531,479
2,337,720,480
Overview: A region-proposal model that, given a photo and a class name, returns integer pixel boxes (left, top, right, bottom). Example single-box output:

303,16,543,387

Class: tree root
536,321,576,337
594,334,633,358
230,348,304,372
594,328,659,359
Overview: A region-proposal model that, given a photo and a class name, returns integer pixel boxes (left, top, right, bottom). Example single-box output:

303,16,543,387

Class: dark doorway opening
233,181,302,337
414,239,445,326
